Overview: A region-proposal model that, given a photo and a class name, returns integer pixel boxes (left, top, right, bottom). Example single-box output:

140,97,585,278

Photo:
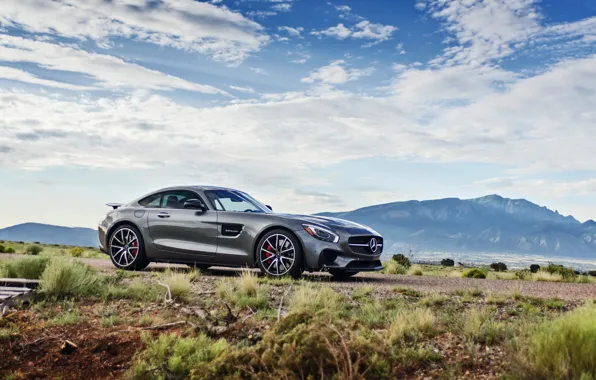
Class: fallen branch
141,321,187,331
277,287,292,321
157,282,172,303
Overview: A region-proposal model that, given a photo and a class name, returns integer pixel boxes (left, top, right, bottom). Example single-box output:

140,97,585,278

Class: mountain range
1,195,595,259
319,195,596,259
0,223,98,247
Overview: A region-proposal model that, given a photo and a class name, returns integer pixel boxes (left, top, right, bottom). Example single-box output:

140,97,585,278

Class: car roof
154,185,240,192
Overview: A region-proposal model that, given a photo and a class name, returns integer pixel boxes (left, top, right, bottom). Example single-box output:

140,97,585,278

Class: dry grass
382,260,408,275
462,306,491,340
236,270,259,296
162,271,191,302
408,264,424,276
388,307,436,343
532,271,564,282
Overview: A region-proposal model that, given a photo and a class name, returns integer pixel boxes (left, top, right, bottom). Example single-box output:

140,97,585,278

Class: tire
108,224,150,271
256,229,303,279
329,270,359,279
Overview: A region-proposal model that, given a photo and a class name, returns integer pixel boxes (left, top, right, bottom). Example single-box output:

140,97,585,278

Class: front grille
348,236,383,255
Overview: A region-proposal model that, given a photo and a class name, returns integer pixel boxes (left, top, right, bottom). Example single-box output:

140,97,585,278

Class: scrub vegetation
0,240,105,259
1,255,595,379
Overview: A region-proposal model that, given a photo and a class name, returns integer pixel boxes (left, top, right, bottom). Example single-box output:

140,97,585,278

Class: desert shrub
490,262,508,272
529,264,541,273
419,293,449,307
4,247,15,254
462,268,487,279
588,271,596,277
383,260,408,275
392,254,411,268
128,332,229,380
408,264,423,276
0,244,5,253
68,247,85,257
26,245,43,256
440,258,455,267
516,269,532,280
0,256,50,279
510,305,596,379
543,263,576,280
40,258,103,297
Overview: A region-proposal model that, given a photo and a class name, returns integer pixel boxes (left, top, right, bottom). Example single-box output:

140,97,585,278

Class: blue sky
0,0,595,228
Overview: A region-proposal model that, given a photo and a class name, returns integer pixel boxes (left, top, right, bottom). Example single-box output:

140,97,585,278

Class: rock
60,340,78,355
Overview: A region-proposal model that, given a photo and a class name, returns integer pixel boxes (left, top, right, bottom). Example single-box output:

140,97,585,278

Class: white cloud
249,67,269,75
334,5,351,13
0,35,226,94
278,26,304,37
301,60,375,84
247,10,277,19
229,85,258,94
396,43,406,54
0,66,94,90
420,0,595,66
477,177,596,199
312,21,397,43
272,3,292,12
0,0,268,64
311,24,352,39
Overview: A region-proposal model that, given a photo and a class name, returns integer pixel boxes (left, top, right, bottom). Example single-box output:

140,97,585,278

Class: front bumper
294,229,384,272
98,225,108,254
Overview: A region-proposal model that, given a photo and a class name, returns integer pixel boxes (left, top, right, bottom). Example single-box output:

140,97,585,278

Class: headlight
302,224,339,243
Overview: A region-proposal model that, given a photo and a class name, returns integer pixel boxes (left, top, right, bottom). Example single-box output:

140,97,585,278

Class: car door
147,190,218,258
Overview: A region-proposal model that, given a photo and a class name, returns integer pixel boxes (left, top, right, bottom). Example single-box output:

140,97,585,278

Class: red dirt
0,312,143,379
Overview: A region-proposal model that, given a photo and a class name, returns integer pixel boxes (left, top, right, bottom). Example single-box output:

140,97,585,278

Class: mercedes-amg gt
98,186,383,278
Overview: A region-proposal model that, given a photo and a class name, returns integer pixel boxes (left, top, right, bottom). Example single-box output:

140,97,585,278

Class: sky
0,0,595,228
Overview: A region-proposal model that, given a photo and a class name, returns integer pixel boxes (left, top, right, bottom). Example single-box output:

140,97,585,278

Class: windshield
205,189,272,214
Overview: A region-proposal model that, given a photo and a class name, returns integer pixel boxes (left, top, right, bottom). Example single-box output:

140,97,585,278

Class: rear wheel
108,225,150,271
256,229,303,279
329,270,359,279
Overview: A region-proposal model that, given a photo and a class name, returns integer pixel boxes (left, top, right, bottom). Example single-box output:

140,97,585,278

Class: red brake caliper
265,244,273,265
131,240,138,255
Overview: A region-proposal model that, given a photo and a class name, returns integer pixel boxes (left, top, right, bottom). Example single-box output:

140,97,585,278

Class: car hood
277,214,380,235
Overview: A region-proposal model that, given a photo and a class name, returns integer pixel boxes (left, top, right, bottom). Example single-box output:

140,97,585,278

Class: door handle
157,212,170,218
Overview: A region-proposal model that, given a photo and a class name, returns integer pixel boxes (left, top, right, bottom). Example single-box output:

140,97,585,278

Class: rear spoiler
106,203,124,210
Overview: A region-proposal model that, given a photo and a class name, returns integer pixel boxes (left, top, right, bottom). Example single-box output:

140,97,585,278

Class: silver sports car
98,186,383,278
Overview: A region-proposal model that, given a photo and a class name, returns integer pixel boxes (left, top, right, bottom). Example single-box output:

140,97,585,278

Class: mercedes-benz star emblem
369,238,378,253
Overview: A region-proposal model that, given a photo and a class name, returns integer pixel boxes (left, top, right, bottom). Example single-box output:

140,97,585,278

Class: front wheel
108,225,150,271
256,229,303,279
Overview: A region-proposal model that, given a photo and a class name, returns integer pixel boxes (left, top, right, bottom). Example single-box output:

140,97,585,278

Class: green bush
490,262,508,272
462,268,487,279
543,263,576,280
69,247,85,257
128,333,229,379
0,244,5,253
391,254,411,268
511,305,596,378
529,264,541,273
4,247,15,254
440,258,455,267
40,258,103,297
382,260,408,275
516,269,532,280
26,245,43,256
0,256,50,279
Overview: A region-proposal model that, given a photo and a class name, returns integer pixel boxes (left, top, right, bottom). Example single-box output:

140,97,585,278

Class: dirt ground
3,253,594,301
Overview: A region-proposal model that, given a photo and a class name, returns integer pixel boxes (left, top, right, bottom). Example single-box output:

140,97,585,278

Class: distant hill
0,223,98,247
319,195,596,259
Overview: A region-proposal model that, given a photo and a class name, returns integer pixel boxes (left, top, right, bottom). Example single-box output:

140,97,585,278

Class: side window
138,193,162,208
160,190,203,209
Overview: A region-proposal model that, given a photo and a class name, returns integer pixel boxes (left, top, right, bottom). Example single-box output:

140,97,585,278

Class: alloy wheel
110,227,139,267
259,234,296,276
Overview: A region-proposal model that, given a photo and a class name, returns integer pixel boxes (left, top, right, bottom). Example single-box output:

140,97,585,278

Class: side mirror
184,199,207,211
266,205,273,211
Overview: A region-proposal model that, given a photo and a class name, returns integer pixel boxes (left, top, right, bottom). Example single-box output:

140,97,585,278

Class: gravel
2,254,595,301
